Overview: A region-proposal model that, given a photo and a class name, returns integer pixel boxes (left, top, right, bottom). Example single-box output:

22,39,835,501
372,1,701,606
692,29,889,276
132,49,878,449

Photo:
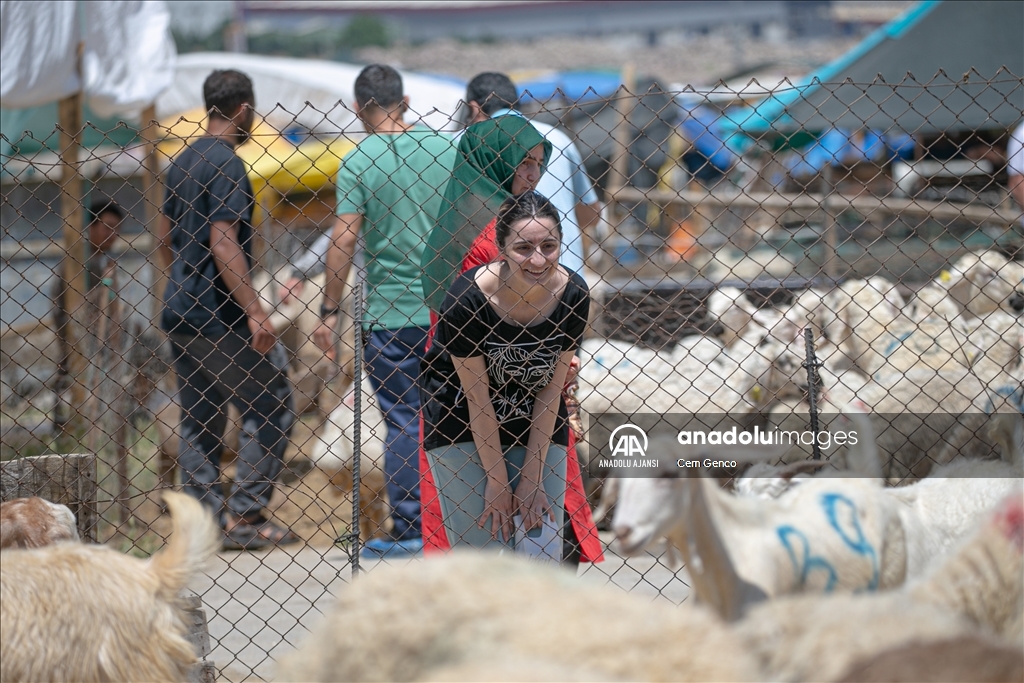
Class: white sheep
947,249,1024,319
734,492,1024,681
309,379,390,541
907,251,1023,323
770,278,903,351
962,309,1024,386
264,269,357,415
739,399,1023,496
577,300,804,417
611,417,1022,616
614,460,906,616
734,403,883,498
275,493,1022,683
274,551,763,682
760,351,1022,479
0,492,219,682
705,286,779,347
907,269,963,323
770,275,1012,381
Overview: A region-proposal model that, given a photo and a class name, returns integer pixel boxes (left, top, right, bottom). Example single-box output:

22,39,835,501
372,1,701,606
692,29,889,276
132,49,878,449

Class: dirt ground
132,411,360,554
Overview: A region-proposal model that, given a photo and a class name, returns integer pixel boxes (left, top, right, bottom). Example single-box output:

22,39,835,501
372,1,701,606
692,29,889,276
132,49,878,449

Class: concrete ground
187,533,693,682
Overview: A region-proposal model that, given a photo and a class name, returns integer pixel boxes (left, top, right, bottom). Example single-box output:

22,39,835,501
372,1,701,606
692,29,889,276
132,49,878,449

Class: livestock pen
2,72,1023,681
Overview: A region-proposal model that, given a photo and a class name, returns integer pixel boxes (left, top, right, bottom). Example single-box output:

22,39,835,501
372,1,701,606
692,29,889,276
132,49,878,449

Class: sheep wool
276,552,762,682
734,493,1024,682
0,492,218,683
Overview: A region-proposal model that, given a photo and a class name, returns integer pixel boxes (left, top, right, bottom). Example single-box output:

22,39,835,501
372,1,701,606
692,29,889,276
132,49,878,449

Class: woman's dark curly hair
495,191,562,250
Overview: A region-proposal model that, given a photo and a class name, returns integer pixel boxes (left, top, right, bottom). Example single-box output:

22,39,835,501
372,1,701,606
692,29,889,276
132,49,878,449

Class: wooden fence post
141,104,165,331
0,453,97,542
57,90,88,432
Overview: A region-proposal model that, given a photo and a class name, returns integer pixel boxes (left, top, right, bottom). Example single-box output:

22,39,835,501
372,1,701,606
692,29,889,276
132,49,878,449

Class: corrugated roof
727,0,1023,135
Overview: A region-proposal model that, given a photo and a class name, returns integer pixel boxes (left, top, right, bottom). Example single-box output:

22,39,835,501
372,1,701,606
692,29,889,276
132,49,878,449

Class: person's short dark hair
354,64,404,109
203,69,254,120
466,72,519,116
495,191,562,250
89,195,124,224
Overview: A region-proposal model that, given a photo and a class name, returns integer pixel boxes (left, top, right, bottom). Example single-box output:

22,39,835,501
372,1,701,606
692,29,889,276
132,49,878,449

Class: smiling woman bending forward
421,192,589,552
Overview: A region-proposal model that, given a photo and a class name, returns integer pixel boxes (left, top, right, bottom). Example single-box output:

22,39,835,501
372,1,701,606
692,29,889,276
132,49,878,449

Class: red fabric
463,218,500,269
420,221,603,562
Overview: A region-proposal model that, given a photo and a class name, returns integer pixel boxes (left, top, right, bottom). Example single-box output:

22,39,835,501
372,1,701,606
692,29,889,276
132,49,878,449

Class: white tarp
0,0,176,116
158,52,466,133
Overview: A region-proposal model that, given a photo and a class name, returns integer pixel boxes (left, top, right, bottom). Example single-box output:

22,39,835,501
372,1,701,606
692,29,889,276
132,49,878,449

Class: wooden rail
609,187,1021,226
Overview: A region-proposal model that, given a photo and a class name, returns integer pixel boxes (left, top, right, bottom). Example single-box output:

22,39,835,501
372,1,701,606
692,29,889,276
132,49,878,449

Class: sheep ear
682,476,768,622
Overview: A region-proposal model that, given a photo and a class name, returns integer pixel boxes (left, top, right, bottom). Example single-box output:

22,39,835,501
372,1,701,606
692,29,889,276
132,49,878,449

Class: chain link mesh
2,74,1023,680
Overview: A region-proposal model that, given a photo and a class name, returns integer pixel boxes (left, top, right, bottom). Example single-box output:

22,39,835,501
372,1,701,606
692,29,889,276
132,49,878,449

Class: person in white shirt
461,72,601,274
1007,120,1024,225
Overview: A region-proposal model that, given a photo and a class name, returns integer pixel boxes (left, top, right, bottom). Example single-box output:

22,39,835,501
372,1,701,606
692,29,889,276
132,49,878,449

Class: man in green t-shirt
314,65,456,557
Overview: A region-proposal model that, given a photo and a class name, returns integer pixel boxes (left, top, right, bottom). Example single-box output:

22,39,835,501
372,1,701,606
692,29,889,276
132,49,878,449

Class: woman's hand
479,476,515,542
514,478,553,535
564,355,580,387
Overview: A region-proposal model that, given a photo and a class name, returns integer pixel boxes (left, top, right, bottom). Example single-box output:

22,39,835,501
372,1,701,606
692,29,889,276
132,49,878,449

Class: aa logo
609,424,648,458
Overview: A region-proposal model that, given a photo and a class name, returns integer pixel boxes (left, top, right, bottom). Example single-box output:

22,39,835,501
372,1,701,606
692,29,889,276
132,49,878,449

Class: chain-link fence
2,72,1023,680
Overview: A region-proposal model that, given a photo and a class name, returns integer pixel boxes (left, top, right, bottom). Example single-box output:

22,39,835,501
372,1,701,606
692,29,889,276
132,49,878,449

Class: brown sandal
255,520,300,546
223,522,271,551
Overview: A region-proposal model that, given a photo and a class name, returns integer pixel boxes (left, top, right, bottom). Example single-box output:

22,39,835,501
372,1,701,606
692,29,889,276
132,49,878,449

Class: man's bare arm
321,213,362,310
209,219,274,352
314,212,362,354
156,214,173,272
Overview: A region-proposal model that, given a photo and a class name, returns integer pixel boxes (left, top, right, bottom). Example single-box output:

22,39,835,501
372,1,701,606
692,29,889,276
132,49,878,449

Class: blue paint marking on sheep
882,330,915,358
821,492,880,591
777,526,839,592
776,492,880,592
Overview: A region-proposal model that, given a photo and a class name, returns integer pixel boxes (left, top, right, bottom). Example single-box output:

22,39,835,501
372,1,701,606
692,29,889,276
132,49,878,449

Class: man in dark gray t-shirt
158,69,297,550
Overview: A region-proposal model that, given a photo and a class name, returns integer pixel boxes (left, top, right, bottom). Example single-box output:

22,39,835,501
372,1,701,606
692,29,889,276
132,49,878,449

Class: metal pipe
804,327,822,460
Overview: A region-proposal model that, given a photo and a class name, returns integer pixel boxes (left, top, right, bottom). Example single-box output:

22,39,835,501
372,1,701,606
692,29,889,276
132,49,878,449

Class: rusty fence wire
2,73,1023,680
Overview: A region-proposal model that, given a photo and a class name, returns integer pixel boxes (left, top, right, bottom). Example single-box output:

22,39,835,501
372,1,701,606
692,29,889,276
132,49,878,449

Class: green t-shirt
336,127,457,329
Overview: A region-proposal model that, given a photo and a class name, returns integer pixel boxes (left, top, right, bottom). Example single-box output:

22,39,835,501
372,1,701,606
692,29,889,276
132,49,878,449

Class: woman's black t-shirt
421,266,590,451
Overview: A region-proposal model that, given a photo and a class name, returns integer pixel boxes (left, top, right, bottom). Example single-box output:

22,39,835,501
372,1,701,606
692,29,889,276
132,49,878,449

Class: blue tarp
516,71,622,103
781,129,915,179
677,102,736,173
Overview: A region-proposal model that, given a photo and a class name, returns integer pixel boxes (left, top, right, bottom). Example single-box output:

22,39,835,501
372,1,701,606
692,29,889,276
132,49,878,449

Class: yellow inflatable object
157,108,356,219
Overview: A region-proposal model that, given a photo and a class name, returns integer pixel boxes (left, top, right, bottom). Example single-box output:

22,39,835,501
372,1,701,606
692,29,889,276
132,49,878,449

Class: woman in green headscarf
421,115,552,313
418,115,604,564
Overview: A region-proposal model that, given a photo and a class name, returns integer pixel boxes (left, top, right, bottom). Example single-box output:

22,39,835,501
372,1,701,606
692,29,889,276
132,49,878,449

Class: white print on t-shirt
485,338,561,421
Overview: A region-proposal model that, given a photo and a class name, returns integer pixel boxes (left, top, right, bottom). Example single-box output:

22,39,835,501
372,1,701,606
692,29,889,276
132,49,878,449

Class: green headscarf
421,115,552,312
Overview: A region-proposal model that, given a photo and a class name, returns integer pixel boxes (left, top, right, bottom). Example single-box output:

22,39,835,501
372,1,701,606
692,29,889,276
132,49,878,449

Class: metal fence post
803,327,823,460
350,278,364,576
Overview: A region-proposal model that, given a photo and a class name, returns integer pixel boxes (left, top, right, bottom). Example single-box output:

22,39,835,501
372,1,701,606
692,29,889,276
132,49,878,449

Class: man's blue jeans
365,326,429,540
